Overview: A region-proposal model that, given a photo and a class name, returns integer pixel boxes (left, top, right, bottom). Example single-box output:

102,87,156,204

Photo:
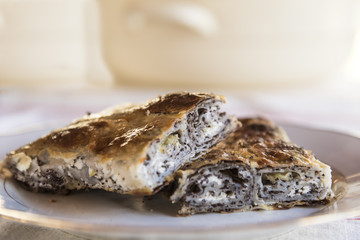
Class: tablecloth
1,84,359,240
1,217,360,240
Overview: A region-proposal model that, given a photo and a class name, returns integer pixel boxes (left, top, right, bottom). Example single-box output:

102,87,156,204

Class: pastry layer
170,118,333,215
3,92,237,195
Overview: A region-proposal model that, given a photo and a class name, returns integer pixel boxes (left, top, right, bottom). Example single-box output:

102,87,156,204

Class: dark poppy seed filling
176,164,253,214
144,99,237,188
171,163,333,215
256,167,331,204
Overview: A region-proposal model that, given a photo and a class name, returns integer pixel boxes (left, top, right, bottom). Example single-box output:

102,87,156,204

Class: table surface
0,84,359,240
1,217,360,240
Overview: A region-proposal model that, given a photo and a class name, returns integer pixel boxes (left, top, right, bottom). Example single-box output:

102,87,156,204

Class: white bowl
98,0,359,88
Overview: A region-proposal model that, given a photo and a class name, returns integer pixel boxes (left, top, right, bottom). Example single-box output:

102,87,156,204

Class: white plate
0,124,359,240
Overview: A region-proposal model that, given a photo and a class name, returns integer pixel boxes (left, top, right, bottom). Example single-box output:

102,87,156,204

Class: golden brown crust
12,92,223,165
186,117,322,170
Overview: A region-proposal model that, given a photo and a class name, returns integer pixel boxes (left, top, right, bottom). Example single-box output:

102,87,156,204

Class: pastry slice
170,118,334,215
2,92,237,195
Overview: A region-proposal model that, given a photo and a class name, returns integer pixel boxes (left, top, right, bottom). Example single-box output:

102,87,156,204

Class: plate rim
0,123,360,236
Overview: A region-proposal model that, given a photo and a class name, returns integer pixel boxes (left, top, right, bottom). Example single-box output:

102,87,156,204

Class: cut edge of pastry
139,97,238,193
170,161,333,215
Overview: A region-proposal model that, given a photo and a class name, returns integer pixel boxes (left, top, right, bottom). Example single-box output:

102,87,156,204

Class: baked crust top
185,117,327,170
10,92,224,165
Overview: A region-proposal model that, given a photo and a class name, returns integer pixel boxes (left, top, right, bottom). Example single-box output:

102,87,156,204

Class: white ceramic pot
98,0,359,88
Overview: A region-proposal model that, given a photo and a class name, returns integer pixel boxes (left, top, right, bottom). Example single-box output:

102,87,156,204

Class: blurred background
0,0,360,134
